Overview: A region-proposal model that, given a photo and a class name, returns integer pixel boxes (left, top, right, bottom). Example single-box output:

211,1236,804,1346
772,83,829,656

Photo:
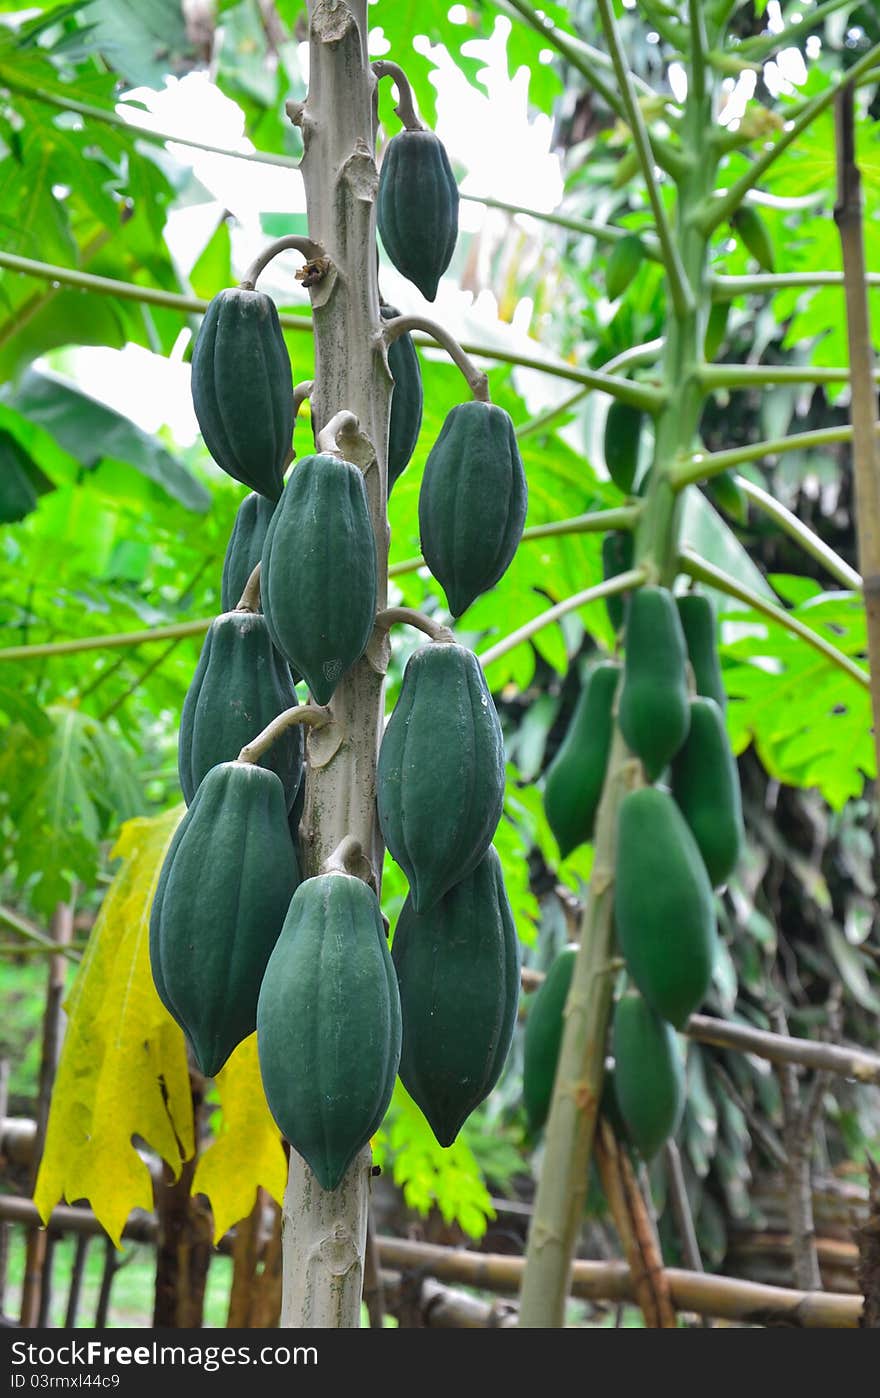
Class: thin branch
0,906,81,964
98,637,183,722
237,705,330,766
373,608,454,644
671,423,875,486
381,315,489,401
770,1003,823,1292
712,272,880,298
478,567,648,671
738,0,856,61
701,363,880,390
387,505,641,580
240,235,326,291
464,194,661,259
697,39,880,236
453,339,666,410
498,0,628,121
687,1013,880,1085
596,0,693,319
678,549,869,688
372,60,423,130
0,617,213,663
711,1058,788,1170
664,1139,706,1282
734,476,862,591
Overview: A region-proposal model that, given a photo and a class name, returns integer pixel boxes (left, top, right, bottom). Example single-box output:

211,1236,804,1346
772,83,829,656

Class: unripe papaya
392,846,520,1147
149,762,301,1077
618,585,690,780
611,990,685,1159
380,305,423,490
615,786,717,1028
220,493,275,612
602,531,635,632
543,662,619,859
706,468,748,525
703,300,730,362
605,234,645,301
731,204,774,272
676,591,726,712
672,696,743,888
522,944,577,1134
377,129,459,302
603,402,642,495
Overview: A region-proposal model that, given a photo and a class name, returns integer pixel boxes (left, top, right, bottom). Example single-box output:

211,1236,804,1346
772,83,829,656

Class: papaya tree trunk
280,0,392,1329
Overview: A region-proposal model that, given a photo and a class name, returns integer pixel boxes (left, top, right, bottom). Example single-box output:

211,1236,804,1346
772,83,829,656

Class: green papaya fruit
731,204,775,272
220,493,276,612
380,304,424,489
190,288,293,500
614,786,717,1028
705,468,749,525
676,591,726,712
377,129,459,302
543,661,619,859
602,531,635,632
392,846,520,1147
618,585,691,780
377,641,505,913
178,610,303,809
672,696,743,887
611,990,685,1159
256,872,401,1192
605,234,645,301
418,400,527,618
260,453,377,705
522,944,577,1134
150,761,301,1077
703,300,730,362
603,401,642,495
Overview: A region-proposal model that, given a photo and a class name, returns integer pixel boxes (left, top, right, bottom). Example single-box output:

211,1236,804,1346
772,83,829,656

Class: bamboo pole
833,85,880,792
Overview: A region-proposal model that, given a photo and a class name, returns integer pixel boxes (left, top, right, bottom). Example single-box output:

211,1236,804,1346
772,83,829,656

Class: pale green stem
738,0,855,60
0,905,81,963
0,617,212,663
468,195,662,260
733,475,862,590
712,272,880,298
701,363,879,390
0,251,664,401
388,507,641,581
596,0,694,319
679,548,868,687
0,74,303,168
697,40,880,235
515,340,664,440
479,567,647,670
671,422,869,486
687,0,709,103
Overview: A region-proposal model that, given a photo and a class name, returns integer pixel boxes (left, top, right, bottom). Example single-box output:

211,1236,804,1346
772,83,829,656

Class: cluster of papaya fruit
149,112,528,1189
530,546,743,1162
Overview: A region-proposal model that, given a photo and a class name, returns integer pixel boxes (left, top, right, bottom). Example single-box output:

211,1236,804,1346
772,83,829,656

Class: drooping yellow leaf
191,1034,287,1243
34,805,193,1246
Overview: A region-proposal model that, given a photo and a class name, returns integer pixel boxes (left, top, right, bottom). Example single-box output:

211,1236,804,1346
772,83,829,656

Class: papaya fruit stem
380,314,490,401
234,562,261,614
371,60,424,133
239,234,326,291
293,380,314,422
321,835,371,881
237,704,331,766
373,607,454,645
316,410,361,457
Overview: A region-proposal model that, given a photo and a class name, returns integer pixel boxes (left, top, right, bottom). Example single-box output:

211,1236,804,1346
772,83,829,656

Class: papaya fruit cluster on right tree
532,581,743,1162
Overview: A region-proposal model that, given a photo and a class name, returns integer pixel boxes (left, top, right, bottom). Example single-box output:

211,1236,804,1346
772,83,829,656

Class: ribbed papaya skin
377,642,505,913
418,401,527,618
676,591,726,712
618,585,690,780
377,129,459,301
392,846,520,1147
190,288,293,500
611,990,685,1159
256,873,401,1192
614,786,717,1028
672,696,743,887
381,305,423,489
149,762,300,1077
177,611,303,809
260,453,377,705
220,493,276,612
522,944,577,1134
544,662,619,859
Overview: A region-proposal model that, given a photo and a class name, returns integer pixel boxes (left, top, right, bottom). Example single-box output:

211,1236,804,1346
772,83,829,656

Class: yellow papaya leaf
191,1034,287,1243
34,805,192,1247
